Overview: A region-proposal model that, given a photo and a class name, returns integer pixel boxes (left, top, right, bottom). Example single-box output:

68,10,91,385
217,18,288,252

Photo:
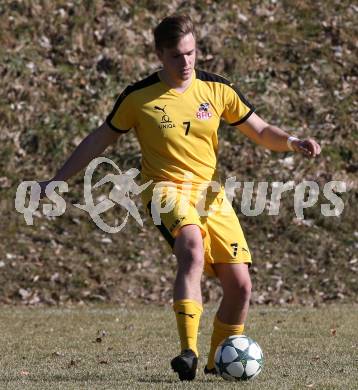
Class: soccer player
39,15,321,381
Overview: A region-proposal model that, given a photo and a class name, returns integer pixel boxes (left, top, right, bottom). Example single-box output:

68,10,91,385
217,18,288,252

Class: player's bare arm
237,112,321,157
39,122,122,196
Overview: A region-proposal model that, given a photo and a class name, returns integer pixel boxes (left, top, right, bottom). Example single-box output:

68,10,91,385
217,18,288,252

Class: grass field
0,304,357,389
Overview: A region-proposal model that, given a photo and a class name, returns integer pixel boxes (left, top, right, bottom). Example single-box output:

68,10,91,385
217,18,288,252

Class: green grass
0,304,357,389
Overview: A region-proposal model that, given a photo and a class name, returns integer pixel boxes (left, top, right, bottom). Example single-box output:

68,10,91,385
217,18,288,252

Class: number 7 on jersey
183,121,191,136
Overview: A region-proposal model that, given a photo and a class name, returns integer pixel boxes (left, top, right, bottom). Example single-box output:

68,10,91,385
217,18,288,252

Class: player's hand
292,138,321,158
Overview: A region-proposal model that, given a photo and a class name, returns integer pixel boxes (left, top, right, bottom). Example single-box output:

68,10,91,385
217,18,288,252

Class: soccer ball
214,335,264,381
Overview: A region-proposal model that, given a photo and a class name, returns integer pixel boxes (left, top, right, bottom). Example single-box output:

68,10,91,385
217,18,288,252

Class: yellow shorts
141,181,251,277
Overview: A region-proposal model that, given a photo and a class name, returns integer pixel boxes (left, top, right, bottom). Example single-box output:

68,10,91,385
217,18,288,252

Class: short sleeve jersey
106,69,255,185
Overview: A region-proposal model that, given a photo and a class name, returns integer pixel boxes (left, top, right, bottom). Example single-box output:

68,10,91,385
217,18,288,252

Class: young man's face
157,33,196,84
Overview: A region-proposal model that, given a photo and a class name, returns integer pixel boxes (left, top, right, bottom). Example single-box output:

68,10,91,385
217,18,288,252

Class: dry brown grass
0,1,357,306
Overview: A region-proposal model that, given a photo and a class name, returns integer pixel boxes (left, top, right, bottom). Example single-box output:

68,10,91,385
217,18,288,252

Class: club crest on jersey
196,102,212,120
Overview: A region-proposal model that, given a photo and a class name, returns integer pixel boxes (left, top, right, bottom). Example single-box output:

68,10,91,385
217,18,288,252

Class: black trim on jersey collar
106,72,161,131
195,68,255,113
196,69,231,84
126,72,161,93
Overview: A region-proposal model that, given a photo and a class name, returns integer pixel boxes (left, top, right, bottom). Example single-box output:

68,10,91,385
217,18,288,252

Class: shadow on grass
0,373,109,383
138,378,178,384
138,375,220,384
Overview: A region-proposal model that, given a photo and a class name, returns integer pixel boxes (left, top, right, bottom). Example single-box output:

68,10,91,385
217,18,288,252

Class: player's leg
173,224,204,304
205,263,251,373
171,224,204,380
173,224,204,357
214,263,251,324
143,185,205,380
202,190,252,373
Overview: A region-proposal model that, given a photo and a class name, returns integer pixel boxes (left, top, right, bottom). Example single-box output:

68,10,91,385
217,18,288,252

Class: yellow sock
173,299,203,357
206,316,245,370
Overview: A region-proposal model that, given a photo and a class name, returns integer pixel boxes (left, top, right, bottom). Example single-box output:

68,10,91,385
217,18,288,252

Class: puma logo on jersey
154,105,167,114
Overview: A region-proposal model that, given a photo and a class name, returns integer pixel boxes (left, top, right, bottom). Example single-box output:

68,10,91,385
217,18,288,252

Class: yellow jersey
106,69,254,185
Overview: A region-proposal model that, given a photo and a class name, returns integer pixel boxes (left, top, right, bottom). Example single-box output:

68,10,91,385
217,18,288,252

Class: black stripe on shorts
147,201,175,248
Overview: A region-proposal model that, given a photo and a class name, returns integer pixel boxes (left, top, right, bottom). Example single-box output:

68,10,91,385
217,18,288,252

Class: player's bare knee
239,279,252,301
224,277,252,302
174,228,204,273
176,246,204,274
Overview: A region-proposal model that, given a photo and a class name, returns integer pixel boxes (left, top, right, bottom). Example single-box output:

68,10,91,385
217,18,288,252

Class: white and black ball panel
221,346,239,363
226,361,245,377
248,342,263,360
214,335,264,381
230,335,250,351
245,359,261,376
